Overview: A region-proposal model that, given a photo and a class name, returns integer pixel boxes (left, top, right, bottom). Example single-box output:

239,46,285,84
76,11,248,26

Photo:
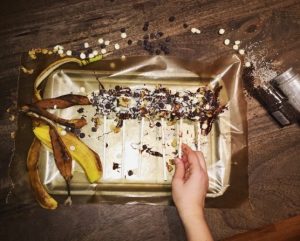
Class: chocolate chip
156,122,161,127
120,27,126,33
128,170,133,176
155,49,161,55
115,85,121,91
142,144,147,150
79,132,86,138
183,23,188,28
77,107,84,113
106,143,108,148
113,162,120,170
127,39,133,45
105,103,111,109
169,16,175,22
143,26,148,31
91,127,97,132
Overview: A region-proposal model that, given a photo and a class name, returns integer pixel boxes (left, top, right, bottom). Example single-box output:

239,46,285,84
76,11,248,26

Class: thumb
173,158,185,181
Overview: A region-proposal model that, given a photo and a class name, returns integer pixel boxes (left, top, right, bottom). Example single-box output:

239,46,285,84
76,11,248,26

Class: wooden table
0,0,299,240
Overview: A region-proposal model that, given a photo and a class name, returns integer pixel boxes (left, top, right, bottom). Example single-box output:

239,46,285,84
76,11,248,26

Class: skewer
121,119,126,178
138,117,144,177
178,118,183,158
197,121,201,151
103,115,107,178
161,118,167,181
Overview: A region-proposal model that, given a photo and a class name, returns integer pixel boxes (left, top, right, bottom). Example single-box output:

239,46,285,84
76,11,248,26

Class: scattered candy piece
218,28,225,35
66,50,72,56
110,62,116,69
80,53,86,59
57,49,64,55
80,87,86,93
224,39,230,45
239,49,245,55
245,62,251,67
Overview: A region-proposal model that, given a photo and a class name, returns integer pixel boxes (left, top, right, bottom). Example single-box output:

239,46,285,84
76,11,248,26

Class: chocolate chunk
169,16,175,22
77,107,84,113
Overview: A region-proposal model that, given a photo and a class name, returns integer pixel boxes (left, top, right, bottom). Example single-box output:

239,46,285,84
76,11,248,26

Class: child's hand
172,144,208,219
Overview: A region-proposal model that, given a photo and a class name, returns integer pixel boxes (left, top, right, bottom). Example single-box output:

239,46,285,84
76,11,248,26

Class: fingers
195,151,207,171
173,158,185,182
182,144,201,170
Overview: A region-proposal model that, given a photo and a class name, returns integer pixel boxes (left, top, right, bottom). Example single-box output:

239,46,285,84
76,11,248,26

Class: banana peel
33,125,102,183
27,138,58,209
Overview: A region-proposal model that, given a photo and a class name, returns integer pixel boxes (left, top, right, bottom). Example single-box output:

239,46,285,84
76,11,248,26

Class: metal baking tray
38,69,231,199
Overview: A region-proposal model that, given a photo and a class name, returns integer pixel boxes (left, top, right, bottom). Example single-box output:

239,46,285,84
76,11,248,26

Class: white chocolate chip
61,130,67,136
114,43,120,50
101,48,107,54
80,87,86,93
224,39,230,45
53,105,57,109
245,62,251,67
121,32,127,39
66,50,72,56
88,53,94,59
58,49,64,55
235,40,241,45
70,145,76,151
92,50,98,56
121,55,126,61
239,49,245,55
105,40,110,46
233,44,239,50
80,52,86,59
84,42,89,48
110,62,116,69
191,27,197,33
98,38,104,44
218,28,225,35
202,123,208,129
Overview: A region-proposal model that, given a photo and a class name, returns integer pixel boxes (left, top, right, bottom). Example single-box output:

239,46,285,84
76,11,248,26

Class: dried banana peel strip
27,138,58,209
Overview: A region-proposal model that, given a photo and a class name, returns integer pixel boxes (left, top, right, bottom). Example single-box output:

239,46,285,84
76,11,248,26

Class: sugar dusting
245,42,278,84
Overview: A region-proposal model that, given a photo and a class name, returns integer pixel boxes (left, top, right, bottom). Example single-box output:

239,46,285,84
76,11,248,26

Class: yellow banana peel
33,125,102,183
27,138,58,210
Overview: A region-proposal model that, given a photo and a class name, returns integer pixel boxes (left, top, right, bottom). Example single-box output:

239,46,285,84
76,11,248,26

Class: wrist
178,205,205,225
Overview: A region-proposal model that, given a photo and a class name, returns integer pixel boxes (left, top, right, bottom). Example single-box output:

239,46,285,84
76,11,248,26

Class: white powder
245,42,278,84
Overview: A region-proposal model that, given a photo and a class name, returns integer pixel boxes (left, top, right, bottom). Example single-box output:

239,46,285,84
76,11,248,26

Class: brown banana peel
27,138,58,210
33,125,102,183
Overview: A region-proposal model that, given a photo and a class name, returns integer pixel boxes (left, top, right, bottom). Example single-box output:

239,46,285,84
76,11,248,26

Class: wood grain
0,0,300,240
222,215,300,241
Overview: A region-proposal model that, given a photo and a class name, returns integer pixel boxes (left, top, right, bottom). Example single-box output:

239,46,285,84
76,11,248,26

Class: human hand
172,143,209,219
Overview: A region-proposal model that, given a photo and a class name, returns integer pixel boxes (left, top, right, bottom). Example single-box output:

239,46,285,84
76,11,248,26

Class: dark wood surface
0,0,300,240
223,215,300,241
